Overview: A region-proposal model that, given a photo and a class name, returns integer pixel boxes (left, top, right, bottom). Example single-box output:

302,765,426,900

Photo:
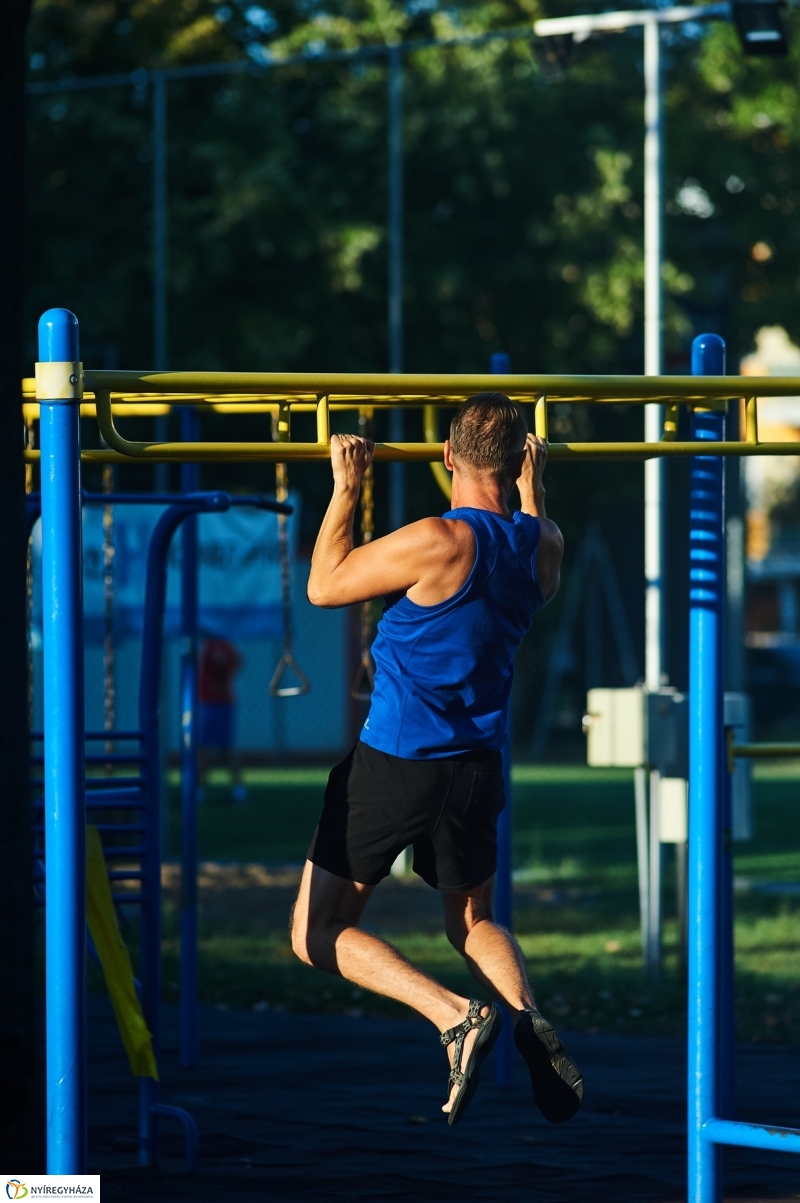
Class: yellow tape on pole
86,825,158,1080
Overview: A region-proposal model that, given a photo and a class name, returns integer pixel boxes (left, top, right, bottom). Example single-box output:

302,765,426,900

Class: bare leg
442,877,536,1021
443,878,585,1123
290,860,490,1112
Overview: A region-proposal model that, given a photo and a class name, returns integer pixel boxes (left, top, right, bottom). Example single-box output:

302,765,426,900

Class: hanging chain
102,463,116,764
351,408,376,701
269,406,311,697
275,459,293,657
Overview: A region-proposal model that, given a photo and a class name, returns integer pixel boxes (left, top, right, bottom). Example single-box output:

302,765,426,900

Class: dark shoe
514,1008,583,1124
440,1000,502,1127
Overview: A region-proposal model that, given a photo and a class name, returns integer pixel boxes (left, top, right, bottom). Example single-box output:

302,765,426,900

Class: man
291,392,582,1126
198,636,246,802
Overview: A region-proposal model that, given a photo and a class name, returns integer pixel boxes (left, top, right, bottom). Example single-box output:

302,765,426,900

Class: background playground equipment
31,312,291,1173
36,308,800,1200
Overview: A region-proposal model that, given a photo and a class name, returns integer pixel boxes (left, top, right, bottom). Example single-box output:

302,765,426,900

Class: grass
91,764,800,1043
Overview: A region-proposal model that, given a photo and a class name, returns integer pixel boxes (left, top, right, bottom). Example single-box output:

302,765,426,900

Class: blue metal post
688,333,726,1203
180,409,200,1066
39,308,87,1173
493,349,514,1087
138,495,219,1166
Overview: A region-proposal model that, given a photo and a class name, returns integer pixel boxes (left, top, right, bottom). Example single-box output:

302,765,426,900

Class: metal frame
31,406,289,1171
21,368,800,464
36,311,800,1198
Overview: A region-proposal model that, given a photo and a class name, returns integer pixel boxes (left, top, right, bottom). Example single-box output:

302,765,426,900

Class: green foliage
25,0,800,740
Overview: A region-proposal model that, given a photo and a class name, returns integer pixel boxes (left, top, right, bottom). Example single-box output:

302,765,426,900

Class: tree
25,0,800,744
0,0,40,1172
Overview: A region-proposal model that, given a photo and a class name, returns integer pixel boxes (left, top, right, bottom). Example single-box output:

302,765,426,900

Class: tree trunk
0,0,41,1171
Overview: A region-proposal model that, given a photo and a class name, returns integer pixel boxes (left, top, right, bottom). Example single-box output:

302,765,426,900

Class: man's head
447,392,528,488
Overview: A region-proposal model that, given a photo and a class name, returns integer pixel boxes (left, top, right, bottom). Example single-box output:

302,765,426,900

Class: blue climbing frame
35,310,800,1191
34,310,291,1172
31,485,288,1170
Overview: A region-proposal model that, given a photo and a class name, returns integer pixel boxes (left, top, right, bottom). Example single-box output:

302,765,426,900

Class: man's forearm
519,483,547,519
307,484,360,601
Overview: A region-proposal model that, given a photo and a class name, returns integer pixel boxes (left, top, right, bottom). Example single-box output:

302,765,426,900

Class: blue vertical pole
180,410,199,1066
39,308,87,1172
688,333,726,1203
493,350,514,1087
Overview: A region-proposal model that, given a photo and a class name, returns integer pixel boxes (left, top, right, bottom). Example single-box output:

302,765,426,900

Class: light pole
533,4,719,976
643,15,665,975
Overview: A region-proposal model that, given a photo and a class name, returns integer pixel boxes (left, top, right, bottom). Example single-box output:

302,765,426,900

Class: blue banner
30,495,301,644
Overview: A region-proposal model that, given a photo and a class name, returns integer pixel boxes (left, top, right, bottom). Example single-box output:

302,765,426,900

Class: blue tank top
360,507,546,759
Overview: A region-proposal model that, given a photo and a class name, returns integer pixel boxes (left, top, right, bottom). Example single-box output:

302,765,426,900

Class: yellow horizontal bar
25,450,131,464
81,369,800,403
732,742,800,759
23,401,171,419
31,441,800,468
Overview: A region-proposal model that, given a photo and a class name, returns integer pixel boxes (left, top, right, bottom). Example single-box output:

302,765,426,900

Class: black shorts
307,741,505,892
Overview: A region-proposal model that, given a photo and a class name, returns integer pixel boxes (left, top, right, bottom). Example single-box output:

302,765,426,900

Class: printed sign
30,494,300,643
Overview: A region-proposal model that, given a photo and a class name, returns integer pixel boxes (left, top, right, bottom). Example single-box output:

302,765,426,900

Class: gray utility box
583,687,752,841
583,686,686,776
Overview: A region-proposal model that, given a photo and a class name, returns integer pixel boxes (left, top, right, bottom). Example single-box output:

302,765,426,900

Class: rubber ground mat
87,996,800,1202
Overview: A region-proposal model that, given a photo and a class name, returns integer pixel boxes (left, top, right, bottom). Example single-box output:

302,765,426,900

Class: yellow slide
86,825,158,1080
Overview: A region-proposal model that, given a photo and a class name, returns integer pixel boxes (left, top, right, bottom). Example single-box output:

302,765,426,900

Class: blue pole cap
691,333,725,377
38,309,79,363
490,352,511,374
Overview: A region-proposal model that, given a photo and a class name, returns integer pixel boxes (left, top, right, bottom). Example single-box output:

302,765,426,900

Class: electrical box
584,687,646,767
584,686,687,770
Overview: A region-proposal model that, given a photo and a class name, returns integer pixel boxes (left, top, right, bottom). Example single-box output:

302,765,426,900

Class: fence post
38,308,86,1172
688,332,726,1203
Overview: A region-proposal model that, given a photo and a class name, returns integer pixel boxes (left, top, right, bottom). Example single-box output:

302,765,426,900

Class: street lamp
732,0,789,54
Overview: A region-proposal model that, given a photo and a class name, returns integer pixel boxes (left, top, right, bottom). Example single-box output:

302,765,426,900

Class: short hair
449,392,528,474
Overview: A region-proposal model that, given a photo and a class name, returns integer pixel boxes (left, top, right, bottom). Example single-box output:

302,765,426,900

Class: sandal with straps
440,999,502,1127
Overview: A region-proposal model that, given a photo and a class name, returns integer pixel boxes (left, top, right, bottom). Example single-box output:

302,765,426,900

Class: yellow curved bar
423,406,452,501
96,388,446,461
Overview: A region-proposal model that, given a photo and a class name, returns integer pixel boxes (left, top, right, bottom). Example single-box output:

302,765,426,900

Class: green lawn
101,763,800,1041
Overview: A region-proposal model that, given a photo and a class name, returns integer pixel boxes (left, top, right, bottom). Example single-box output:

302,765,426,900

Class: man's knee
289,904,315,966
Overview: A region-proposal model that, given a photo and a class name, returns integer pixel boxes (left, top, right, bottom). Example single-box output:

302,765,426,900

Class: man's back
362,506,545,759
